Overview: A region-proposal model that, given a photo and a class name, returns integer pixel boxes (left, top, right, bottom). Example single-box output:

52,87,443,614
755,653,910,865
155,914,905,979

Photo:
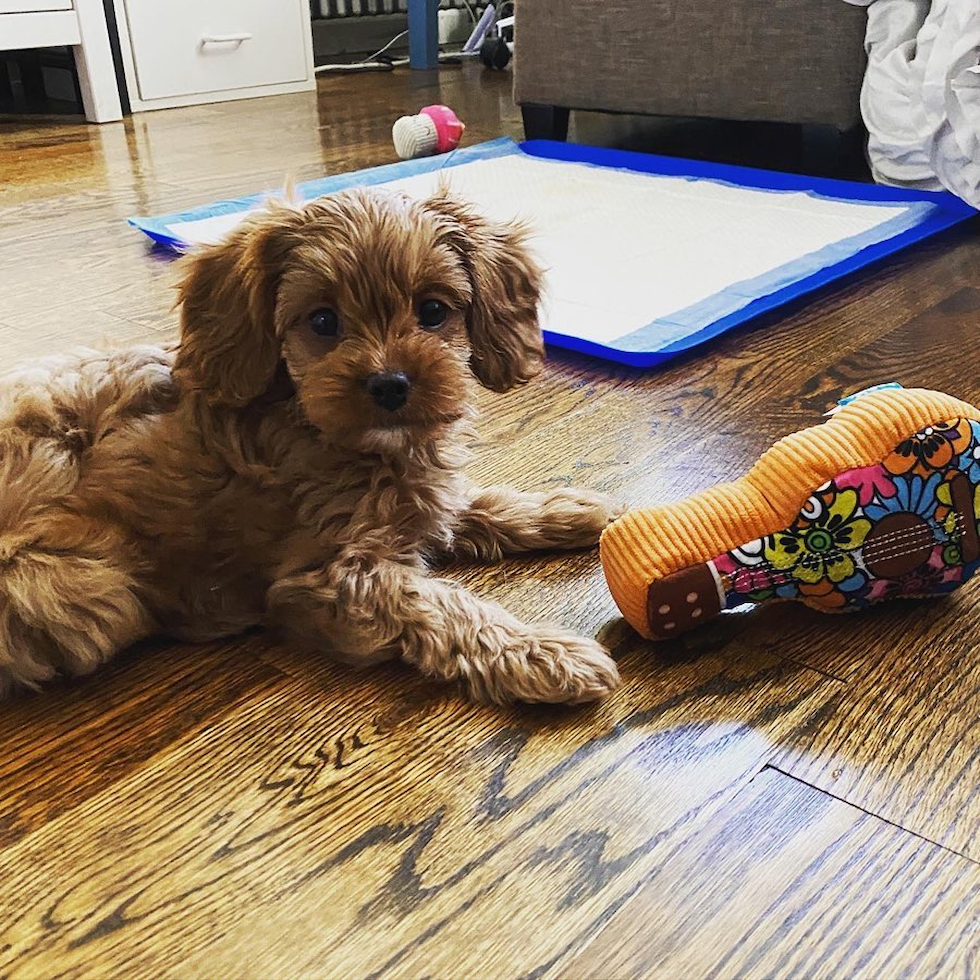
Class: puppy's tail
0,545,153,694
0,441,153,694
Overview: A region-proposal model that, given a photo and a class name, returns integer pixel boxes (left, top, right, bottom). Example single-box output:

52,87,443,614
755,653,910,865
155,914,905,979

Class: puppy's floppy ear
424,193,545,392
174,205,304,406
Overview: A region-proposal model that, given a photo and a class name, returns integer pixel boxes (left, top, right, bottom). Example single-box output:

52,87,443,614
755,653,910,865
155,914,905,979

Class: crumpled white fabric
846,0,980,207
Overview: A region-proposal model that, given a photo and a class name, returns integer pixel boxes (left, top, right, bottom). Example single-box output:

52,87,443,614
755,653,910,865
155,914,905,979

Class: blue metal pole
408,0,440,69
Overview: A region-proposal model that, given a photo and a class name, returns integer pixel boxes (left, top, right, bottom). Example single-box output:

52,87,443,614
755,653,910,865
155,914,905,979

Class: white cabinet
0,2,73,12
113,0,315,111
0,0,122,122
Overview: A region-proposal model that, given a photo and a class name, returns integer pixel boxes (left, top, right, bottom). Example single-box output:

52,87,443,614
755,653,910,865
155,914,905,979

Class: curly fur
0,188,621,703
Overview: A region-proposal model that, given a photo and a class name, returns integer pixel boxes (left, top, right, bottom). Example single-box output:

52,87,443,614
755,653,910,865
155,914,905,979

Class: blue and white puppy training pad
130,138,975,368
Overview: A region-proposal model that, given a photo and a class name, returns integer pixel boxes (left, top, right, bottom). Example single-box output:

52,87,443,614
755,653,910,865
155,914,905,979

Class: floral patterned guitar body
601,387,980,640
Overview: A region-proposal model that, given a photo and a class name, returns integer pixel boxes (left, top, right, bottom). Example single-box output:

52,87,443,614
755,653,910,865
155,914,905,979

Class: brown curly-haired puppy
0,188,622,703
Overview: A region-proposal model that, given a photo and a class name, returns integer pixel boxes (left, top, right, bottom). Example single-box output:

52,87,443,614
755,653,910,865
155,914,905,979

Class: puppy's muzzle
367,371,410,412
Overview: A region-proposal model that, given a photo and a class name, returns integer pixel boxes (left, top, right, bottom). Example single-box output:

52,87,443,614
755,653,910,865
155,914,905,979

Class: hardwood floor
1,66,978,978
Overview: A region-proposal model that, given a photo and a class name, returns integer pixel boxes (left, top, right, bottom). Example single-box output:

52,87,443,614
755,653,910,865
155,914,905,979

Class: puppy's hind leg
0,527,155,695
451,485,624,562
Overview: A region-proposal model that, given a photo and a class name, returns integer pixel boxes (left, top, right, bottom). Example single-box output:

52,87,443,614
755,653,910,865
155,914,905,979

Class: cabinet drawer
124,0,309,102
0,1,72,12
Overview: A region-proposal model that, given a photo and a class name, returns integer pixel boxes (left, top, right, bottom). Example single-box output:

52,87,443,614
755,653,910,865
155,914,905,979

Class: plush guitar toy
601,385,980,640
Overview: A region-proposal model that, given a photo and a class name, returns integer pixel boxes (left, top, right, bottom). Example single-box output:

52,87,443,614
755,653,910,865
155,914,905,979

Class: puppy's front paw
462,626,621,705
539,488,625,550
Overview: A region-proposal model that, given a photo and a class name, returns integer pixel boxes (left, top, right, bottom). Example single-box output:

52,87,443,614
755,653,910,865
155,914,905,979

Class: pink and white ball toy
392,105,465,160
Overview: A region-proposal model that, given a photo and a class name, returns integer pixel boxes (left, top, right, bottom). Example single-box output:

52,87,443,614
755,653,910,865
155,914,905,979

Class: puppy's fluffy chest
282,425,473,569
83,398,470,627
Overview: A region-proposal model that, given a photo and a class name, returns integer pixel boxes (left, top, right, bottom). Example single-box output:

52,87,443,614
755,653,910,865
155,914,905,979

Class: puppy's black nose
366,371,410,411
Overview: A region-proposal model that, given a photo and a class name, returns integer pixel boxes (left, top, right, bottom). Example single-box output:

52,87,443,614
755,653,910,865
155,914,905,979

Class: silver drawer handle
200,32,253,47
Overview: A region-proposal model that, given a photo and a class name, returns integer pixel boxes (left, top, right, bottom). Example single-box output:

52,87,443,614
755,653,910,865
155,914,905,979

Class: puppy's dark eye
309,308,340,337
418,299,449,331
